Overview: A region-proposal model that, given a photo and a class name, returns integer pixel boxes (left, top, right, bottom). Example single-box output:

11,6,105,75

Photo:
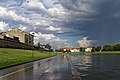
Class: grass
92,51,120,54
0,48,57,69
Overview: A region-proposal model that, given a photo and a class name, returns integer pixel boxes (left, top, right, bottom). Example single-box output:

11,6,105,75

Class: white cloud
48,7,66,17
0,21,9,32
77,37,96,48
0,6,50,29
41,0,54,8
22,0,66,18
31,32,71,49
0,0,99,48
22,1,48,14
0,6,32,25
18,26,27,31
46,26,61,31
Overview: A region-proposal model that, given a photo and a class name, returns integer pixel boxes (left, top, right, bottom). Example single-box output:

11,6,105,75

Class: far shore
64,51,120,54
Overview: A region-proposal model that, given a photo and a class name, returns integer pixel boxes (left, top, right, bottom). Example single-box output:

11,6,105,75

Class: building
0,29,34,49
60,47,80,52
85,48,92,52
70,48,80,52
0,28,34,45
0,32,20,43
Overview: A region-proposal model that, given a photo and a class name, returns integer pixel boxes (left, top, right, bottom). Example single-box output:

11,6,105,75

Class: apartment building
0,28,34,45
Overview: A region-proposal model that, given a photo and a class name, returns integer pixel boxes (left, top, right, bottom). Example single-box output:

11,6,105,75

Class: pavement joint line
0,66,33,79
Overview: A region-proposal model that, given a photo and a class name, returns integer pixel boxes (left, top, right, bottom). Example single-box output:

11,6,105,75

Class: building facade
1,29,34,45
85,48,92,52
60,47,80,52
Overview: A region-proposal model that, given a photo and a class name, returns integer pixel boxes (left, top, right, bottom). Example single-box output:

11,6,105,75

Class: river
69,54,120,80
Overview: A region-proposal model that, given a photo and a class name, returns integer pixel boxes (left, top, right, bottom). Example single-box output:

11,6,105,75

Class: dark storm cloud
1,0,120,47
85,0,120,45
57,0,98,34
58,0,120,45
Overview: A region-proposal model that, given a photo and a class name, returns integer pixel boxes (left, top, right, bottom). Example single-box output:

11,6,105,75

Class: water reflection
60,55,70,61
69,54,120,80
79,54,92,67
69,54,92,77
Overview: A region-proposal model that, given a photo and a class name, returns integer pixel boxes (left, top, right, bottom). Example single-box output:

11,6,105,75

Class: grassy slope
0,48,56,69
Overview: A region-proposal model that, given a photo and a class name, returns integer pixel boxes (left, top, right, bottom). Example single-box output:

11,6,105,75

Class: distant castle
0,28,34,49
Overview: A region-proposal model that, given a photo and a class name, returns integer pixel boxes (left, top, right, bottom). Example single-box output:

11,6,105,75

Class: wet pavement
1,53,120,80
69,54,120,80
0,55,76,80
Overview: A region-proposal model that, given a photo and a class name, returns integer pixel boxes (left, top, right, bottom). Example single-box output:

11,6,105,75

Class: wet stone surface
0,55,74,80
69,54,120,80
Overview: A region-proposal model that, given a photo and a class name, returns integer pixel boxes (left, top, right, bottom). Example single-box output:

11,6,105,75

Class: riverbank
0,48,56,69
91,51,120,55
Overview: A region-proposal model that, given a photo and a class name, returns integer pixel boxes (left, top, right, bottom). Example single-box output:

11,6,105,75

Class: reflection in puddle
0,58,54,80
60,55,70,61
79,54,92,67
70,54,92,78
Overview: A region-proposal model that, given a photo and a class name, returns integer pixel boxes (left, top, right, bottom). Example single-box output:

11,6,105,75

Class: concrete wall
0,39,34,49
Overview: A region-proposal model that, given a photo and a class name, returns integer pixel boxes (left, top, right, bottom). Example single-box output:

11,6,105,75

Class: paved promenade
0,55,81,80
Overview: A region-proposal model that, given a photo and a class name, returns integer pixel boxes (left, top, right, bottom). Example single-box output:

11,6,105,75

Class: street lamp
32,32,35,58
32,46,34,58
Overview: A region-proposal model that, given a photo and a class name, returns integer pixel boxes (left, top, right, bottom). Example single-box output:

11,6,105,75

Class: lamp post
32,32,35,58
32,46,34,58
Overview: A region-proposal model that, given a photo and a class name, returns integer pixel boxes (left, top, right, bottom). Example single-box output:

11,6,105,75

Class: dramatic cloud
46,26,61,31
0,6,50,28
1,0,120,48
18,26,27,31
41,0,54,8
31,32,71,49
77,37,96,48
0,21,9,32
22,0,48,15
0,6,29,23
84,0,120,45
22,0,66,17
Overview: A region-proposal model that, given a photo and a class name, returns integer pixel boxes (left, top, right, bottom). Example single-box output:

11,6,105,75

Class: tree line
34,42,53,52
92,44,120,52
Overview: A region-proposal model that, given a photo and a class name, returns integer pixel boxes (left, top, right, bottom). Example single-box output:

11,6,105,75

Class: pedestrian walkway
38,55,72,80
0,55,81,80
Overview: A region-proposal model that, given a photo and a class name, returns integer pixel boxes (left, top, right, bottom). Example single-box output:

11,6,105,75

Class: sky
0,0,120,49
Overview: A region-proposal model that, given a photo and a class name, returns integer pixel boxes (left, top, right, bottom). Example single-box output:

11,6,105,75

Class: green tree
114,44,120,51
80,47,85,52
55,48,62,52
45,44,51,50
103,45,112,51
91,47,96,52
95,46,102,52
38,42,40,48
34,42,41,50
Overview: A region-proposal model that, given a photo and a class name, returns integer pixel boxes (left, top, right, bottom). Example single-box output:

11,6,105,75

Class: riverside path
0,54,81,80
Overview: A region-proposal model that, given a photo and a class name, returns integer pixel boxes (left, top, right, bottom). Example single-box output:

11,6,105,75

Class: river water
69,54,120,80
